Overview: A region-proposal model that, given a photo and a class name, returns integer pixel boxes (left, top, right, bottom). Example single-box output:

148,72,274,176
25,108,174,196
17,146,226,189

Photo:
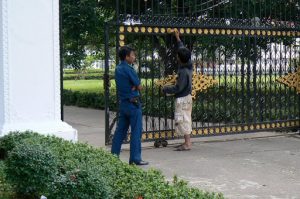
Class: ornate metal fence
104,0,300,145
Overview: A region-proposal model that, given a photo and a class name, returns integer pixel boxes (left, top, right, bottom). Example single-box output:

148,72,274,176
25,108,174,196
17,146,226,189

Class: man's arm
174,29,184,48
127,67,142,91
162,70,186,94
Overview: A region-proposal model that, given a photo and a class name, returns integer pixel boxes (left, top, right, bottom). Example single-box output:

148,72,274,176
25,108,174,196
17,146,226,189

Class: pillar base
0,121,78,141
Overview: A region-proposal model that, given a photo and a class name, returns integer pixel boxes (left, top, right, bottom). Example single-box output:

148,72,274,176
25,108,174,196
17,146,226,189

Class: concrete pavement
64,106,300,199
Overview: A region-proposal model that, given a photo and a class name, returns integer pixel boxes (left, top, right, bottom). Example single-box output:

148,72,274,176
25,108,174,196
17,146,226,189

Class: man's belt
129,96,141,107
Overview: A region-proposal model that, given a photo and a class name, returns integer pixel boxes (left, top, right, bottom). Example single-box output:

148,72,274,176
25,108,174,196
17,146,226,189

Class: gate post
104,22,110,145
0,0,77,140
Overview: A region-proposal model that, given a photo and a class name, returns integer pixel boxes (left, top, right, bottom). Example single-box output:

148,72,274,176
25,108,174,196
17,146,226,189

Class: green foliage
1,132,224,199
5,143,58,198
0,161,13,199
0,131,40,160
62,0,114,69
50,168,111,199
63,89,108,109
63,70,114,80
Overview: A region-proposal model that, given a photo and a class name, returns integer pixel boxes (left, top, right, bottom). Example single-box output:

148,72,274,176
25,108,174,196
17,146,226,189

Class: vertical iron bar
104,23,110,145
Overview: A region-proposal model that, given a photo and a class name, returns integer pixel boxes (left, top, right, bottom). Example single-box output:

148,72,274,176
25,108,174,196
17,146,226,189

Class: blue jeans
111,101,142,163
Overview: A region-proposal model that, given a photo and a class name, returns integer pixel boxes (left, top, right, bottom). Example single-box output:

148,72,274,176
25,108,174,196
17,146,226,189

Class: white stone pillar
0,0,77,141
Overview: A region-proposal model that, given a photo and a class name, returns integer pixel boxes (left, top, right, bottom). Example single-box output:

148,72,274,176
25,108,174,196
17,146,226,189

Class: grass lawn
64,80,104,93
63,79,157,93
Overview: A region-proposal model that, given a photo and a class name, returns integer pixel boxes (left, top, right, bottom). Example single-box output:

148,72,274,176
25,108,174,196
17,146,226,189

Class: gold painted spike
186,28,191,34
154,27,159,33
134,27,139,32
160,28,166,33
209,29,214,34
167,28,174,33
221,127,226,133
180,28,185,34
238,30,243,35
119,26,125,32
192,28,197,34
226,127,231,132
204,29,209,34
119,41,125,47
127,26,132,32
277,31,281,36
198,29,203,34
119,34,125,40
147,27,153,33
257,30,261,35
215,29,220,35
141,27,146,33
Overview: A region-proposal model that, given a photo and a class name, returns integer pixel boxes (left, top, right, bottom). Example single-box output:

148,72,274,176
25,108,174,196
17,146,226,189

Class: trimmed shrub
0,161,13,199
0,131,40,160
5,143,58,198
1,132,224,199
50,168,112,199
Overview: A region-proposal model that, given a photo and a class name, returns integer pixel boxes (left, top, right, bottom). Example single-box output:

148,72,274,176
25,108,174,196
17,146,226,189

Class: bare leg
184,134,192,148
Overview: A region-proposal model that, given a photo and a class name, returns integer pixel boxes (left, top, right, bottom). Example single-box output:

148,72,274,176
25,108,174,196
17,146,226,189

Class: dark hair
177,47,191,63
118,46,135,61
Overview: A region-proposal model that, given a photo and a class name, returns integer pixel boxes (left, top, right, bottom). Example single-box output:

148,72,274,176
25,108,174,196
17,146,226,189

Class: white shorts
174,95,192,136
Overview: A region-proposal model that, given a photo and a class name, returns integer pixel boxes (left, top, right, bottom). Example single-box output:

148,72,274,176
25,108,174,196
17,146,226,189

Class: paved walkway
64,106,300,199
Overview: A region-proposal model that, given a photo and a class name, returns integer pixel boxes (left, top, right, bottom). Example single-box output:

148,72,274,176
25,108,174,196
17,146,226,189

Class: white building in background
193,39,300,75
0,0,77,141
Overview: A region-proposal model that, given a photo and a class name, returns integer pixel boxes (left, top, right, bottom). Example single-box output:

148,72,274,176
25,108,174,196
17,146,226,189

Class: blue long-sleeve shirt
115,61,140,101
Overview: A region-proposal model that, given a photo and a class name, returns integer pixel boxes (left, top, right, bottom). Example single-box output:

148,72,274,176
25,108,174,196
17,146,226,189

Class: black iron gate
104,0,300,145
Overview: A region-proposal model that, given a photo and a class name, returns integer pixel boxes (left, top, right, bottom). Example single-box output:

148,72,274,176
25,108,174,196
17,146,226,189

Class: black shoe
129,160,149,166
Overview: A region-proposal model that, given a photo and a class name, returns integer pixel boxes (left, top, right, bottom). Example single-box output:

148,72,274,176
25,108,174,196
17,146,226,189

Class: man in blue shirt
111,46,148,165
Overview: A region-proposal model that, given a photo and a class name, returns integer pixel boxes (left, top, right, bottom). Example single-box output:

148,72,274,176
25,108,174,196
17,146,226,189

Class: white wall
0,0,77,141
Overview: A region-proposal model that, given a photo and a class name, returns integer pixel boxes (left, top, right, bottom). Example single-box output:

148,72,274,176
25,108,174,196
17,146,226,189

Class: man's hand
132,85,142,91
174,29,181,42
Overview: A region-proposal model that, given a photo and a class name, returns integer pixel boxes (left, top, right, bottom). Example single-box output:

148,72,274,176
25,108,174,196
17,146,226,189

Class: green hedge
63,69,106,74
0,132,224,199
63,72,115,80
